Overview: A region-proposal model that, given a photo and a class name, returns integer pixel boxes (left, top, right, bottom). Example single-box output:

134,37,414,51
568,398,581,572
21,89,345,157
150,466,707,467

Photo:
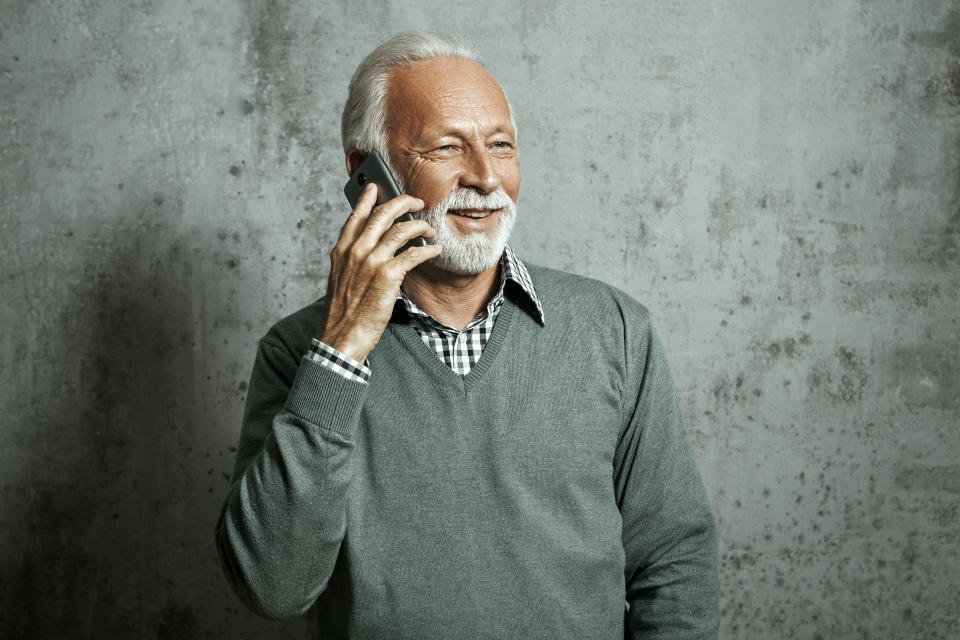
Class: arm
216,184,442,618
215,340,366,618
614,318,719,639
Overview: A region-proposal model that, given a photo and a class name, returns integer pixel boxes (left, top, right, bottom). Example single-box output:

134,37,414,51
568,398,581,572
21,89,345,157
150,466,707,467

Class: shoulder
524,262,652,331
523,263,667,411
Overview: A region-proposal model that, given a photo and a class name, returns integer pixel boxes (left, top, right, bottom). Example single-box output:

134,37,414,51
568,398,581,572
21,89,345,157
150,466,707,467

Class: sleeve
307,338,372,384
215,338,368,619
614,317,719,639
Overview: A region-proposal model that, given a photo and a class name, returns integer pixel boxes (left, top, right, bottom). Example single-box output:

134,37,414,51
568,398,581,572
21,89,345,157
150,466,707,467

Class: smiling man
216,31,718,639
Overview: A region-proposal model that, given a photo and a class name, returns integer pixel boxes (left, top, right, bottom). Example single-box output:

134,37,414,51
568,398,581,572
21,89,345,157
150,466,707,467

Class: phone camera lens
357,173,366,185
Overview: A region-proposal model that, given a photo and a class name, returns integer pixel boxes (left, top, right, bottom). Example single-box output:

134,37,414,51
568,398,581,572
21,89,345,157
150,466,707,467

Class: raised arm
215,183,442,618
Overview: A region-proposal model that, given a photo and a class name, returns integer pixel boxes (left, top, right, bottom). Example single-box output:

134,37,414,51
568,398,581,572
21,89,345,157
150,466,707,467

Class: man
216,31,718,639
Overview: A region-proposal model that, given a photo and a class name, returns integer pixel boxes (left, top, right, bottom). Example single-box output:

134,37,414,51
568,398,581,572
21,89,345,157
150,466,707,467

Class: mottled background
1,0,958,638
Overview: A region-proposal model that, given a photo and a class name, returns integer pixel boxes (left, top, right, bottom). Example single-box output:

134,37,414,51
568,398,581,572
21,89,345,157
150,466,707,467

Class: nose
460,148,499,194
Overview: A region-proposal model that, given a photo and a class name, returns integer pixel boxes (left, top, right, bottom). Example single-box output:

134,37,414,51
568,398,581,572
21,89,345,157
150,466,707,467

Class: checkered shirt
307,246,544,382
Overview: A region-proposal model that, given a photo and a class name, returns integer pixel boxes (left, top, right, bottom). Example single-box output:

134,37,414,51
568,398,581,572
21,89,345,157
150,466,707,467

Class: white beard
411,186,517,275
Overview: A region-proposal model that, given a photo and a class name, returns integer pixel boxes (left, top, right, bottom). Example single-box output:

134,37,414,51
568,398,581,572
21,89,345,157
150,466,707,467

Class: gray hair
341,31,516,157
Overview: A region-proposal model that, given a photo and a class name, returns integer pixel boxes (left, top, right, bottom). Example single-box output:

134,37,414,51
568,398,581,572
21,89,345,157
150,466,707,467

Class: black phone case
343,151,426,251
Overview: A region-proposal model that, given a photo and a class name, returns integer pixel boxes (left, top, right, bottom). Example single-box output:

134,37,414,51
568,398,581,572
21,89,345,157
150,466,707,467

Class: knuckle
401,247,423,262
347,244,365,261
392,220,414,235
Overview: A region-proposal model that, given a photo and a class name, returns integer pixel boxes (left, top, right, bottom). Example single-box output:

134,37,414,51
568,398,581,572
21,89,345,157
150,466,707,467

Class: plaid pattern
308,246,543,381
398,299,496,376
397,246,543,375
307,339,373,383
501,245,543,325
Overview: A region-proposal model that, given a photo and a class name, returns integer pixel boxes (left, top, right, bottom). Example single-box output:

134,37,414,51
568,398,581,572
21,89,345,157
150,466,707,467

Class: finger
354,194,425,252
391,242,444,274
337,183,379,246
370,219,435,261
332,184,379,279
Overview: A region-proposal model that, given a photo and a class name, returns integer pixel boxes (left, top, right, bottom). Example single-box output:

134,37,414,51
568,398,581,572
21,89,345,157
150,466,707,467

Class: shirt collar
500,245,545,326
396,245,545,327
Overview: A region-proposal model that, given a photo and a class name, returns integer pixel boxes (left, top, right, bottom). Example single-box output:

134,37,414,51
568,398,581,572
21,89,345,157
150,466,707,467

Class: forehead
384,57,513,139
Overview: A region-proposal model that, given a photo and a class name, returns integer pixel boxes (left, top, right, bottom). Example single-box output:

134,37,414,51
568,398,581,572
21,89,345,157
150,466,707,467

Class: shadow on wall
1,208,257,638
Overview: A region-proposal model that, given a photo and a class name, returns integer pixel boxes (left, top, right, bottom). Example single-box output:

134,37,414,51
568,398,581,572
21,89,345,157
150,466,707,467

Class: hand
318,183,443,362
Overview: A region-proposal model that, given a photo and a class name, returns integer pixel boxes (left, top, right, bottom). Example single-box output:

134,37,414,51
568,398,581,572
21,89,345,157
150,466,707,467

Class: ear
345,149,366,176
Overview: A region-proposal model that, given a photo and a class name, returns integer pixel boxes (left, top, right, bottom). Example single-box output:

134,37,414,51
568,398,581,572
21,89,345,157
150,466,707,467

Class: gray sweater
216,264,718,639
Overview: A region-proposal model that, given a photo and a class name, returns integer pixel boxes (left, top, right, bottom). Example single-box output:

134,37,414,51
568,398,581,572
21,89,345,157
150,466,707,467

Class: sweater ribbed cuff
284,355,368,439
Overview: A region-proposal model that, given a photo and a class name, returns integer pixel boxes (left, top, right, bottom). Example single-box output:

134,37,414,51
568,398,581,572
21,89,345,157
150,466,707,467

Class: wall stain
895,466,960,494
907,10,960,57
835,346,868,402
754,333,813,363
921,66,960,108
805,346,869,404
932,503,958,526
890,344,959,410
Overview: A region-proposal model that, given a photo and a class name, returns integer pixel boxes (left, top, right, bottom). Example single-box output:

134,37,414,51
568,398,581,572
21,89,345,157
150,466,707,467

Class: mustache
438,187,515,211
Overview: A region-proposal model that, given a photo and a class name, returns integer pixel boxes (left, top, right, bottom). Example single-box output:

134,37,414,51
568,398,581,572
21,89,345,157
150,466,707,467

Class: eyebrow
424,121,515,141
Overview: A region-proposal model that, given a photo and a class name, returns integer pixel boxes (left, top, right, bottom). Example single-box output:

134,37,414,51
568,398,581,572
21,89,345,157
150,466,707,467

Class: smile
449,208,501,219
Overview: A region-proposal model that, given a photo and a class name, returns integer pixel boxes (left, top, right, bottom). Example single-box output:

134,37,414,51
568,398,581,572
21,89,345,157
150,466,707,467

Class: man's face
383,57,520,275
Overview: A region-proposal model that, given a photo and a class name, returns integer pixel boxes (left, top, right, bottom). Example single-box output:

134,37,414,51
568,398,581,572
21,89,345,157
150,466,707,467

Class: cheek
501,159,521,199
409,166,458,208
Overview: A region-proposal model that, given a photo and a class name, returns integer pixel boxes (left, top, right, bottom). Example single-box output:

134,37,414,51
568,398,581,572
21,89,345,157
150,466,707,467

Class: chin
416,188,517,275
430,238,504,275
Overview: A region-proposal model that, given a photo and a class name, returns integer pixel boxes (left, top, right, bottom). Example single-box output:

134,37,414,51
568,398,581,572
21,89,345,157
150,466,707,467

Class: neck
401,259,501,331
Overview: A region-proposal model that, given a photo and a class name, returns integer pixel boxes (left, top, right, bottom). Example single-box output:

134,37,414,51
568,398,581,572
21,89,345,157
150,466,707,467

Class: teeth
451,209,493,218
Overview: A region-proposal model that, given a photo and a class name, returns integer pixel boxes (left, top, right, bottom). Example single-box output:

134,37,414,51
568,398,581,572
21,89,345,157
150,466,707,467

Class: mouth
448,208,501,219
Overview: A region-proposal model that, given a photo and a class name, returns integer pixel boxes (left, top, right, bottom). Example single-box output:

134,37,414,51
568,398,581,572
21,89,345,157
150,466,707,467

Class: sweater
215,264,719,639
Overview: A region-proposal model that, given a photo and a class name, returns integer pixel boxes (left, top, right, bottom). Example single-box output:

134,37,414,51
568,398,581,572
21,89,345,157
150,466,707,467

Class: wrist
316,331,371,363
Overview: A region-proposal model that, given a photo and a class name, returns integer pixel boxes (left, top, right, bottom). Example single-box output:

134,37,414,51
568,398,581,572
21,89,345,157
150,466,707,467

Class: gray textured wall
2,0,958,638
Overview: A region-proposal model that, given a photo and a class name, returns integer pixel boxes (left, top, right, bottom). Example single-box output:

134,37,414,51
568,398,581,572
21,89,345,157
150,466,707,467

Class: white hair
341,31,517,157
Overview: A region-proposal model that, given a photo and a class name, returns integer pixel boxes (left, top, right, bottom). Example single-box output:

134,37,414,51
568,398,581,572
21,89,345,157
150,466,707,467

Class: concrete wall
2,0,957,637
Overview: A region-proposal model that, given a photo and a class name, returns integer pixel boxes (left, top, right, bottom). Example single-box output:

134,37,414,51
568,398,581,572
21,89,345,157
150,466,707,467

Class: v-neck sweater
216,264,718,639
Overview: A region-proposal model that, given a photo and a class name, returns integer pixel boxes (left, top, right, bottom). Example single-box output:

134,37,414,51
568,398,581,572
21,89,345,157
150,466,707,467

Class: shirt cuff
307,338,372,384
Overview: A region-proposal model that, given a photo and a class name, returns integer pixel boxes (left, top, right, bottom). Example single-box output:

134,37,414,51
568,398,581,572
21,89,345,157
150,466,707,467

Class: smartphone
343,150,427,252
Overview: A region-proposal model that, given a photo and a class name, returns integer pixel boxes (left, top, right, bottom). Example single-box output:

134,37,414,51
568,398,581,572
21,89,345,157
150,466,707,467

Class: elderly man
217,31,718,639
